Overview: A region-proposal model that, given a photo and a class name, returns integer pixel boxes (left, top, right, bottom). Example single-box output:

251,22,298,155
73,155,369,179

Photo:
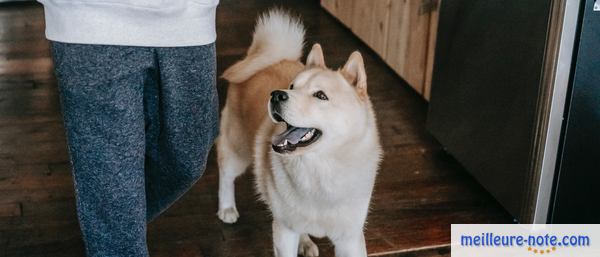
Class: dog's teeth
301,134,309,142
301,130,315,142
277,139,289,147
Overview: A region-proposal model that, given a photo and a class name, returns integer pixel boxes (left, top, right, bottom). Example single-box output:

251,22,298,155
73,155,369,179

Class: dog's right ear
341,51,367,95
305,43,326,69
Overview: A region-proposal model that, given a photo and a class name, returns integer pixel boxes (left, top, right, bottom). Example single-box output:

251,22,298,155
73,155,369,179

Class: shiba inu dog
216,9,382,257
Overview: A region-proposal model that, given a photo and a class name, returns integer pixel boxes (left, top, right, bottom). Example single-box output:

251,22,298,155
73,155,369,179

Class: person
37,1,220,256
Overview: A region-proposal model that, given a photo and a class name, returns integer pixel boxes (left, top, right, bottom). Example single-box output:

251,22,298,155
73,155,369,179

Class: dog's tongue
272,126,311,146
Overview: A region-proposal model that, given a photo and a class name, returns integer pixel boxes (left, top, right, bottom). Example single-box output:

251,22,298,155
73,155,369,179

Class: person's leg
52,42,154,257
144,43,219,219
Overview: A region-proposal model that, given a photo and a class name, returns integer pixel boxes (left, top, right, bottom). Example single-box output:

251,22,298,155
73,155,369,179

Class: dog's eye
289,84,294,90
313,90,328,101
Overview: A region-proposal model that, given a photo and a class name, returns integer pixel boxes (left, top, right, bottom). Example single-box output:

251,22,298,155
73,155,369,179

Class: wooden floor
0,1,513,256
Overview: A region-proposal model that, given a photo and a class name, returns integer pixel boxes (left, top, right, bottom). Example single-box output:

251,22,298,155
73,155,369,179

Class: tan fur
223,60,304,146
216,60,307,226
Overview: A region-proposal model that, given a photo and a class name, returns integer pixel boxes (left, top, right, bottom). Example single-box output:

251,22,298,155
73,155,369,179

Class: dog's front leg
332,232,367,257
272,220,300,257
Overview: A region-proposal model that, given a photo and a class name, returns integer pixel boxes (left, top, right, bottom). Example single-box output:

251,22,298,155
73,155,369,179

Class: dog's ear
341,51,367,93
306,43,326,69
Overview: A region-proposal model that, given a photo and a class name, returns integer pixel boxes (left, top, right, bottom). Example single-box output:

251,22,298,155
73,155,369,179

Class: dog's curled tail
222,9,305,84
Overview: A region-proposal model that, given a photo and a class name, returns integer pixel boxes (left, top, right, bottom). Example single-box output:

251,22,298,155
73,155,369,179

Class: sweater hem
42,2,217,47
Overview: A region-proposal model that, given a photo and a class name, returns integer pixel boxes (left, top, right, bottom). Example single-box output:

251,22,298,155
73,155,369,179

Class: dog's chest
268,156,376,236
276,158,369,199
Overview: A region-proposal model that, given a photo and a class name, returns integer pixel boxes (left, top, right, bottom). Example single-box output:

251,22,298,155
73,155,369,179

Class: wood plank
321,0,355,28
0,58,54,77
424,1,440,100
385,0,431,94
351,0,391,57
0,202,21,217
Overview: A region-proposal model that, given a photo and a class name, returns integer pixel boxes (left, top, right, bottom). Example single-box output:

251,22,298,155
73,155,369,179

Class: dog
216,9,382,257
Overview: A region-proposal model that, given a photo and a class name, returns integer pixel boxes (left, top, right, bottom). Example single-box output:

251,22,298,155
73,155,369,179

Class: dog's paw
217,207,239,224
298,237,319,257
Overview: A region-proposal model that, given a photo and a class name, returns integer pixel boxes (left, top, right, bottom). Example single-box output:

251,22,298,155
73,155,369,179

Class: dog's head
269,44,372,155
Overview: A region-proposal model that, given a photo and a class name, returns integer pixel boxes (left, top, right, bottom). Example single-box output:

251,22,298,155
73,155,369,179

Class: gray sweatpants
51,42,219,257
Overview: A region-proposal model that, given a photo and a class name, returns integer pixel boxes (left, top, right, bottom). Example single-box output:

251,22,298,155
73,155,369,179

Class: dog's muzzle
268,90,322,154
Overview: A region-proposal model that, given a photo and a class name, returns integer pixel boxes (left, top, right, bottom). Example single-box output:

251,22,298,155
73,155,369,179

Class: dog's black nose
270,90,289,103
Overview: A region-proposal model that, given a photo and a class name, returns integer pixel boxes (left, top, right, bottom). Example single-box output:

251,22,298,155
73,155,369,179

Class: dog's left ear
306,43,326,69
341,51,367,93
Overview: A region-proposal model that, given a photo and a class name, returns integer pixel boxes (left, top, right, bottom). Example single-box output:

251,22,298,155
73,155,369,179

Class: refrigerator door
551,0,600,223
426,0,552,221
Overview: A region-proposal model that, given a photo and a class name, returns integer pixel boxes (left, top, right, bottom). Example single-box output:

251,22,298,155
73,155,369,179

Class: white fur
253,82,381,256
222,9,305,84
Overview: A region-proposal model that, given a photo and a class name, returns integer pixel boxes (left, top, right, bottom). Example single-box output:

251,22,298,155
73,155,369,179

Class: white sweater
38,0,219,47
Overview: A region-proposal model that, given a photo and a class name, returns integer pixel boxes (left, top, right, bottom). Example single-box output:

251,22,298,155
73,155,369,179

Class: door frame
522,0,581,224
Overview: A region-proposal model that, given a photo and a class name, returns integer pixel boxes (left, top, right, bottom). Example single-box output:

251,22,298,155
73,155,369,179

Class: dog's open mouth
271,113,322,154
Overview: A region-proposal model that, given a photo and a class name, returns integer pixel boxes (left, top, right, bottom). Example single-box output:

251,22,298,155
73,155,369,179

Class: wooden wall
322,0,440,100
